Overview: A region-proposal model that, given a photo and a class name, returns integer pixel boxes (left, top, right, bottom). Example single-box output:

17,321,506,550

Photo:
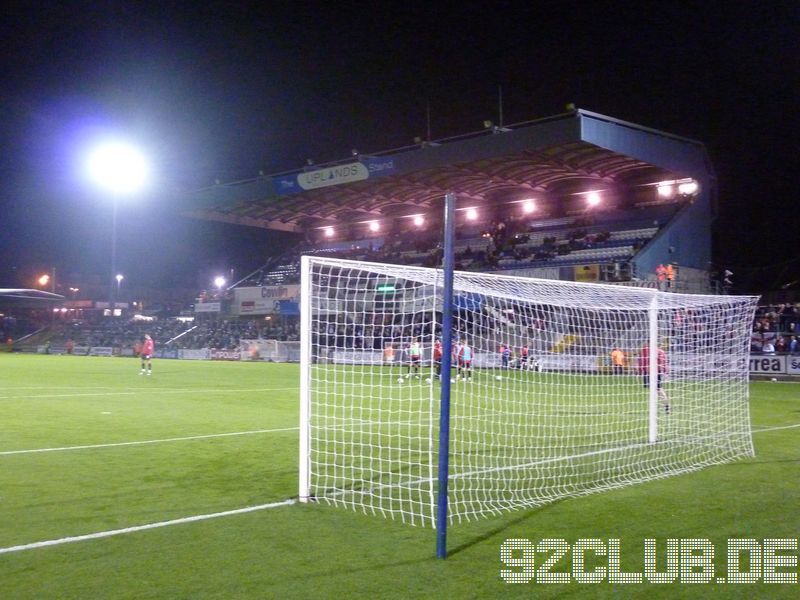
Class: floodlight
586,192,601,207
657,183,675,199
324,227,334,237
115,274,124,284
413,215,425,227
466,208,478,220
38,274,50,287
86,141,150,195
369,221,380,232
678,180,699,195
214,276,226,289
522,200,536,214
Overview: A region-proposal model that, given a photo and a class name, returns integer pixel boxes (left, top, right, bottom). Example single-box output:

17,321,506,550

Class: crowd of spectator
177,318,299,349
251,214,641,287
751,303,800,354
45,316,300,352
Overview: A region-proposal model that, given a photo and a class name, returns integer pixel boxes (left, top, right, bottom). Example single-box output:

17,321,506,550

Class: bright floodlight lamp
413,215,425,227
86,141,150,196
678,180,699,195
369,221,380,232
214,276,226,290
324,227,334,237
466,208,478,220
586,191,601,207
522,200,536,214
115,274,124,284
38,274,50,287
657,182,676,199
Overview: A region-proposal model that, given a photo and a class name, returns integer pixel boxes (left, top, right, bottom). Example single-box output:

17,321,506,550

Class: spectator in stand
789,336,799,355
655,264,667,291
761,338,776,354
665,264,675,289
775,336,787,353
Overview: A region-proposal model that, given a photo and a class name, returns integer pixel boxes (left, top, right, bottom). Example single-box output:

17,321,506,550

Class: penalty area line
0,427,299,456
0,499,297,555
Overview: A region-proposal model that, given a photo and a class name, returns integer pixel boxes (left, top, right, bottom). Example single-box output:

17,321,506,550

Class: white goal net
299,256,759,527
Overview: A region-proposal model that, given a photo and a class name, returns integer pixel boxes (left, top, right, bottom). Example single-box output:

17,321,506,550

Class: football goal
298,255,759,530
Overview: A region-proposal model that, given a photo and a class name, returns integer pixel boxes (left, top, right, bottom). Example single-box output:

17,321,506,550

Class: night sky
0,2,797,293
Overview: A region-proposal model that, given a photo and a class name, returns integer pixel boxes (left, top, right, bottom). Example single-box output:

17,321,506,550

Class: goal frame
298,195,758,559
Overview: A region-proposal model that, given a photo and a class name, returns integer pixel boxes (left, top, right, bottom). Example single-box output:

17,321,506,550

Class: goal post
298,255,759,533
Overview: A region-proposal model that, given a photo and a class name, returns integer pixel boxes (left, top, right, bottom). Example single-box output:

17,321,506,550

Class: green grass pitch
0,353,798,598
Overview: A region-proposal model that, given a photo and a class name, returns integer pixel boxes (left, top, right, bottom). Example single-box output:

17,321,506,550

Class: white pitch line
0,386,122,391
0,427,299,456
0,386,299,400
0,499,296,555
0,423,797,557
752,423,800,434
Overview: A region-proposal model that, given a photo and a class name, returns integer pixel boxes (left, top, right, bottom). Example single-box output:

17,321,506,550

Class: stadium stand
181,109,715,297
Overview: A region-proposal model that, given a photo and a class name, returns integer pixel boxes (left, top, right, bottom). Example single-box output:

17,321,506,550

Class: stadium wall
634,194,713,273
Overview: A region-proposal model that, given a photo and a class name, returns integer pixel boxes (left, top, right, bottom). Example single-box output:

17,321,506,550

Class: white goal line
0,427,299,456
0,499,297,556
752,423,800,434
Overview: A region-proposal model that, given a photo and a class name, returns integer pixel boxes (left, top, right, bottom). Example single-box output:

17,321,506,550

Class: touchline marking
0,427,299,456
0,499,297,555
0,386,299,400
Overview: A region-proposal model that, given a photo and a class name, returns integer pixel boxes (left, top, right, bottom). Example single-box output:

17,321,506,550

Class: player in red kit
140,334,154,375
638,343,669,413
432,339,443,379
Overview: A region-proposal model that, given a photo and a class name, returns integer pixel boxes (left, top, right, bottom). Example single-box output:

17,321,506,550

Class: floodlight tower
86,141,150,316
